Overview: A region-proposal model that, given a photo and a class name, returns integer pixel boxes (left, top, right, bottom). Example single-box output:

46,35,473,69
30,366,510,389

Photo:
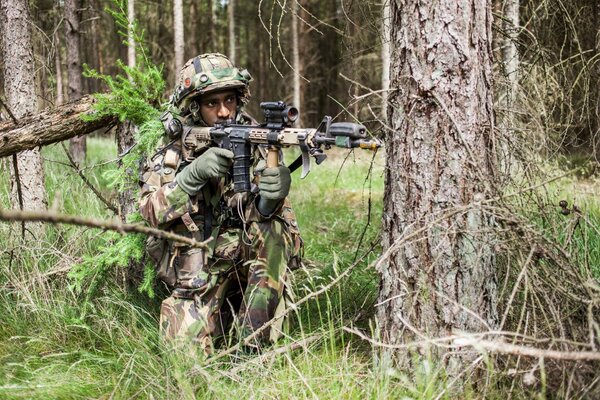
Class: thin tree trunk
595,0,600,160
377,0,498,377
1,0,47,212
291,0,302,125
173,0,184,74
188,0,197,56
502,0,519,107
381,0,391,121
64,0,86,165
54,30,65,106
499,0,519,173
128,0,136,69
228,0,236,64
210,0,217,51
116,121,137,221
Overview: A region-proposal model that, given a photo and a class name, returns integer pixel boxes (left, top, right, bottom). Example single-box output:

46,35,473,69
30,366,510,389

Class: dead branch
453,337,600,362
0,96,117,158
0,207,209,249
59,142,119,214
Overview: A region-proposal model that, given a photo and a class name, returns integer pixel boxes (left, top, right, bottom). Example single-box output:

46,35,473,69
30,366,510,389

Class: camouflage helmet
172,53,252,114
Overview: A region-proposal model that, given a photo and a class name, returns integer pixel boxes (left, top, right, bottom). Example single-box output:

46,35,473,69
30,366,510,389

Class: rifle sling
287,154,303,174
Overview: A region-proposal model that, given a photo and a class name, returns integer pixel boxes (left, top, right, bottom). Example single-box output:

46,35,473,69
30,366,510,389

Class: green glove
257,166,291,216
176,147,234,195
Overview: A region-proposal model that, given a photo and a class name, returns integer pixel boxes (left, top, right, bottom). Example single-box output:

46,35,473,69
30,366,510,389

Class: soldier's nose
217,103,230,118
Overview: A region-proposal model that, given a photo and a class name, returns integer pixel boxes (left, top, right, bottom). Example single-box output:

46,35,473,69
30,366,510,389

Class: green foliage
83,61,164,126
72,0,168,298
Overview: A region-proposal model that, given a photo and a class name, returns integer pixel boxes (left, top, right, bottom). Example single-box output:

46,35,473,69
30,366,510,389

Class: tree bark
0,96,117,158
173,0,184,74
1,0,47,211
116,120,136,221
377,0,498,376
64,0,86,165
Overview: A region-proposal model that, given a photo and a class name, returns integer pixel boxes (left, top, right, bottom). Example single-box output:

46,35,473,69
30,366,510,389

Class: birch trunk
1,0,47,211
173,0,184,74
64,0,86,165
377,0,498,375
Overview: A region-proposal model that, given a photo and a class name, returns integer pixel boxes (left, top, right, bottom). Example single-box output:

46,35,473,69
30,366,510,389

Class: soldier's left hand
258,166,291,201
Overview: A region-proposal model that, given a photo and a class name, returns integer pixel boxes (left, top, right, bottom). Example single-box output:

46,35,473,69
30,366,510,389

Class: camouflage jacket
138,133,303,256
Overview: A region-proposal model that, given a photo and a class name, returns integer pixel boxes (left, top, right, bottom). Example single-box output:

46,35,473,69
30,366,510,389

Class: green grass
3,140,597,398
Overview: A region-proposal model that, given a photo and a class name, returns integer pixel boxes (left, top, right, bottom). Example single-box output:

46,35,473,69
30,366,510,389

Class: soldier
139,53,302,353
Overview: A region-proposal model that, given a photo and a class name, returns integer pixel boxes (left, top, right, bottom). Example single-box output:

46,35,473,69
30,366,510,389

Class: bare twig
0,207,209,249
60,142,119,214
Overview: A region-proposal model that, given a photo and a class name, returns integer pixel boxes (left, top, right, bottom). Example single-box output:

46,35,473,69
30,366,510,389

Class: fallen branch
345,328,600,361
0,207,209,249
0,96,117,158
454,337,600,362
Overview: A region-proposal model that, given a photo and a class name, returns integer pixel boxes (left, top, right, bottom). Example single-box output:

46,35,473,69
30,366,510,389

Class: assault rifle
164,101,382,193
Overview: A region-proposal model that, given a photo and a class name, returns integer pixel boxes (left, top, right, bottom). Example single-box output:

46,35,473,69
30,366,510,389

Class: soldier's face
199,90,238,126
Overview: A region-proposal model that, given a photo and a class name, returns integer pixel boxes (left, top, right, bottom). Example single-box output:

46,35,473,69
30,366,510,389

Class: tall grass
1,138,598,398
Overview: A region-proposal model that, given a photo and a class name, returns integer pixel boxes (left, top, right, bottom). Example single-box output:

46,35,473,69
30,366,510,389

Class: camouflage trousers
159,218,296,352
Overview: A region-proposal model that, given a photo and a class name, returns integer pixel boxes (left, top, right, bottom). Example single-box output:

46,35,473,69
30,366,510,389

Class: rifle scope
260,101,299,128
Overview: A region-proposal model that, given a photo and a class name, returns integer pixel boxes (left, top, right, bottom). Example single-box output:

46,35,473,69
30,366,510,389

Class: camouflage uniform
140,54,302,352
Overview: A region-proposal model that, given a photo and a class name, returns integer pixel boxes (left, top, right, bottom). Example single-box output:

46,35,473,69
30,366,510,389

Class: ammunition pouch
146,236,176,287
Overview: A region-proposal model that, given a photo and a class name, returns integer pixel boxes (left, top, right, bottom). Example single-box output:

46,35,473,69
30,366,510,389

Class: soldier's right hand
176,147,234,194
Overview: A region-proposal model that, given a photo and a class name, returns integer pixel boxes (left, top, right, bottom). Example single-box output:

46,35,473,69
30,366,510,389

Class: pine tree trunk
54,29,64,105
595,0,600,160
502,0,519,110
128,0,136,69
377,0,498,376
116,121,137,222
1,0,47,212
291,0,302,125
228,0,236,64
64,0,86,165
381,0,391,121
499,0,519,172
173,0,184,74
209,0,217,51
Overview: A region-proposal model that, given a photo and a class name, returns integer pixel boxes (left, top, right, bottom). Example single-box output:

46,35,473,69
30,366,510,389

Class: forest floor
0,137,598,399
